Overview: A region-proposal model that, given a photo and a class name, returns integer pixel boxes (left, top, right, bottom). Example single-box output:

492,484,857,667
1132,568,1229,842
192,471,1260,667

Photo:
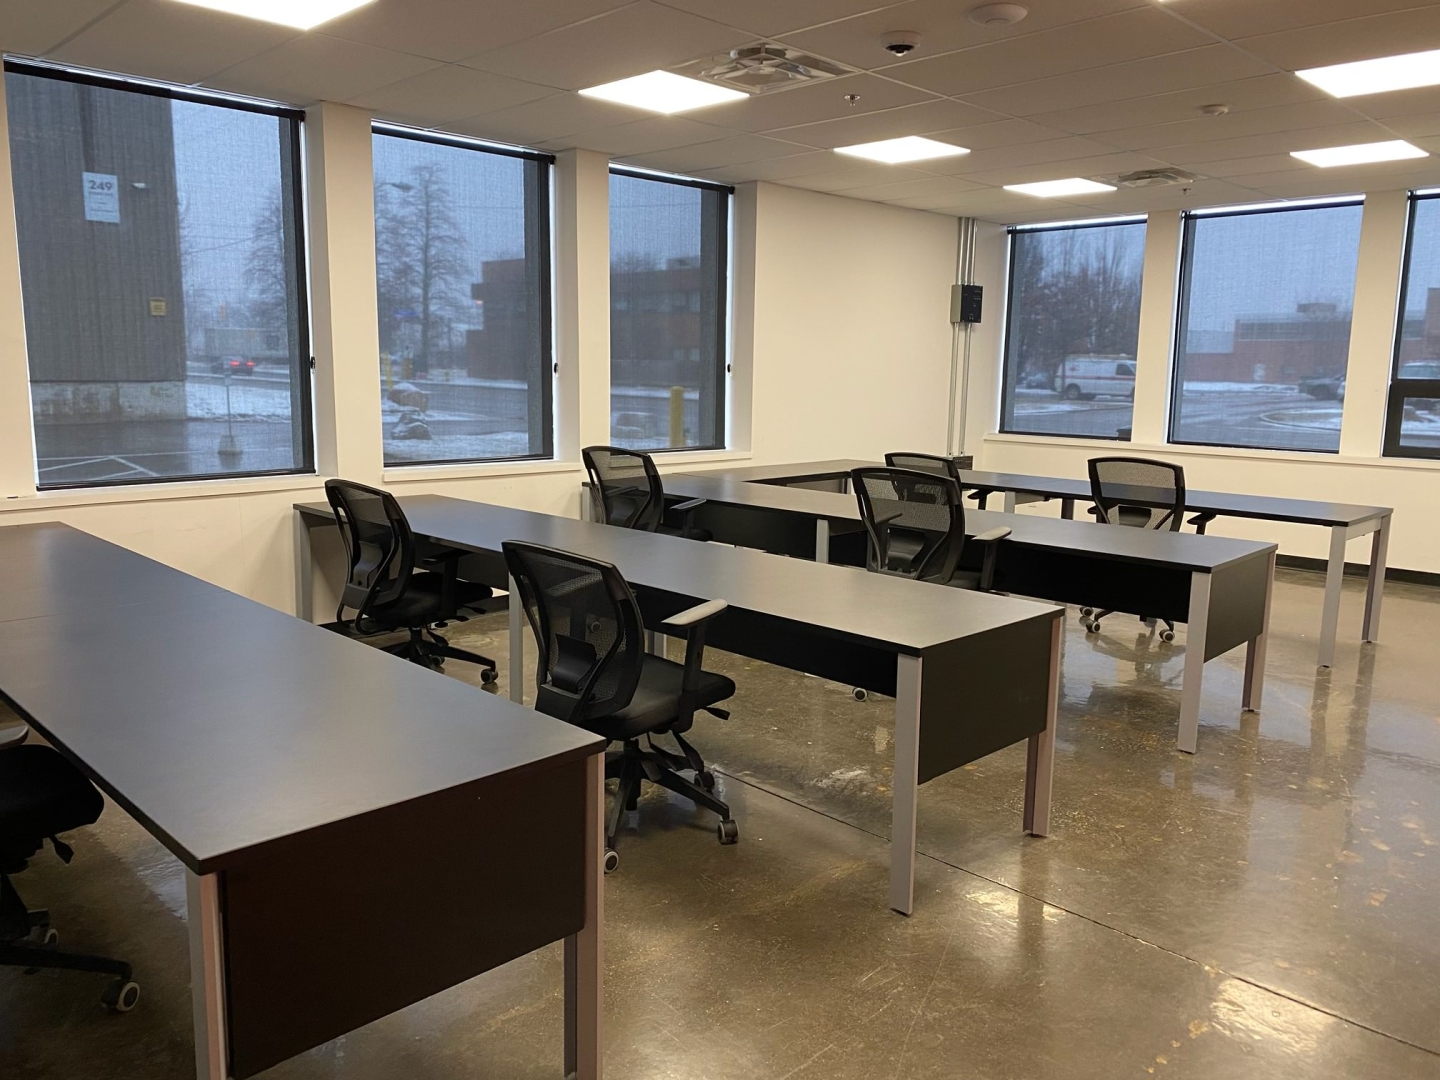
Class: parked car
212,356,256,376
1298,373,1345,401
1053,356,1136,401
1398,360,1440,408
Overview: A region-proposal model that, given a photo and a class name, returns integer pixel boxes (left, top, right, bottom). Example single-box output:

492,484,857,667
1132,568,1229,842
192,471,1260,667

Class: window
1001,219,1146,440
373,126,553,466
609,168,729,451
1171,200,1363,452
1385,191,1440,459
4,60,311,488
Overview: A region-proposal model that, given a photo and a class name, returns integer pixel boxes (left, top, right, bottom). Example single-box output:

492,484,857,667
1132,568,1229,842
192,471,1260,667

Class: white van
1053,356,1136,401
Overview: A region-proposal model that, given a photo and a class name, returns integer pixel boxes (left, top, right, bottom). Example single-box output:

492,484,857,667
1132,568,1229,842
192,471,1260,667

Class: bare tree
244,194,290,331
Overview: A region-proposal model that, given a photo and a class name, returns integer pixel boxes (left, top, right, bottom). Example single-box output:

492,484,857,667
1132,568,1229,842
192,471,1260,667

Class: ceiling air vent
698,45,856,95
1114,168,1201,188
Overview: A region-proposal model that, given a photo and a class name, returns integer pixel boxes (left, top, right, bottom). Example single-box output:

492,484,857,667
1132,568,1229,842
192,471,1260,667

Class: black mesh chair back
851,467,964,584
1088,457,1186,531
884,452,959,483
583,446,663,531
324,479,417,622
502,541,645,726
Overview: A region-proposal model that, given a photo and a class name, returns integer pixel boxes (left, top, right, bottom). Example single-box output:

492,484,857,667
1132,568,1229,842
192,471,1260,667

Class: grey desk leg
1024,616,1062,836
1243,551,1275,713
1318,525,1347,669
1362,516,1389,643
1003,490,1017,513
1060,498,1075,520
815,519,830,564
1177,572,1211,754
188,871,230,1080
564,751,604,1080
508,574,524,704
293,512,313,623
890,653,922,916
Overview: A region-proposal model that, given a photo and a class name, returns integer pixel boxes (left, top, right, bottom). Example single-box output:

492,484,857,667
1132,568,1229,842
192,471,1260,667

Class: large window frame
999,215,1147,441
608,165,731,453
4,57,314,489
1384,189,1440,460
1169,197,1364,454
372,123,556,468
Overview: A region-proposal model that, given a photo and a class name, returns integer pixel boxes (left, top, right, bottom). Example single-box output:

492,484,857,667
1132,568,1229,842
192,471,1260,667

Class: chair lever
704,706,730,721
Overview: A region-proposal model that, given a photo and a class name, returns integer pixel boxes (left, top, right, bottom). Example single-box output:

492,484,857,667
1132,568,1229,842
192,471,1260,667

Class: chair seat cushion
366,572,492,629
0,745,104,845
587,655,735,742
945,570,984,591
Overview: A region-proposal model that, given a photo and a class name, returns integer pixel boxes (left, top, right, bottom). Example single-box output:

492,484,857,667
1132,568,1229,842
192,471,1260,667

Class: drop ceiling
6,0,1440,222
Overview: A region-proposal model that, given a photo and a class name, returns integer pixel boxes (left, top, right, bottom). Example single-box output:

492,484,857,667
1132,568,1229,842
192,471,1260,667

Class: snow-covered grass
186,381,294,421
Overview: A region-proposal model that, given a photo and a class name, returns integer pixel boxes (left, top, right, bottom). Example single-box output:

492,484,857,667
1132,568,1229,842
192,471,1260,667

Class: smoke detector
1198,103,1230,117
699,45,854,94
1114,168,1201,188
969,4,1028,27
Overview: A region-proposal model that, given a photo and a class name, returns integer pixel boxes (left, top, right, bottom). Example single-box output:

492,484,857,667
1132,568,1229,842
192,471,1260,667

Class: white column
727,182,757,455
305,102,384,483
0,74,37,500
554,149,612,460
1339,189,1409,458
1129,210,1182,446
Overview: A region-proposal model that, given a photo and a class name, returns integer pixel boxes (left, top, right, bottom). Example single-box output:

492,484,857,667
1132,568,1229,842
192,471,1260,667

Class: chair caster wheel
1160,629,1175,643
603,848,620,874
696,769,716,791
1083,619,1099,634
480,668,498,686
851,687,868,702
717,820,739,845
104,979,140,1013
42,927,58,946
1080,607,1093,617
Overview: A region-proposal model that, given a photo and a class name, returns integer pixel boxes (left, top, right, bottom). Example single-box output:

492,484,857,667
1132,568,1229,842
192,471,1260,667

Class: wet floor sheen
3,568,1438,1078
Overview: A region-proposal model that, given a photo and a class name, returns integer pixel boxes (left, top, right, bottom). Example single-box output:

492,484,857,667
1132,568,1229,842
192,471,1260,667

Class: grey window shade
1385,193,1440,459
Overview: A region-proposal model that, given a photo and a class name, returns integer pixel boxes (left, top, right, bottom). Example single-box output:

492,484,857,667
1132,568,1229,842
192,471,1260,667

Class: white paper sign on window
82,172,120,223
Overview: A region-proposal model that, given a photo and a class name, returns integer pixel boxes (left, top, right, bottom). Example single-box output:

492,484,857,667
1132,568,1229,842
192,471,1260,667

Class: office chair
1081,456,1186,642
884,451,960,483
502,540,737,872
582,446,710,541
851,467,1010,590
1,743,140,1012
325,479,498,682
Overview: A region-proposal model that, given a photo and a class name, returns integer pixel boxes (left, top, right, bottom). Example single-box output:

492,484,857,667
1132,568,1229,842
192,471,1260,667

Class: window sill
981,432,1440,472
1,473,325,514
381,459,583,484
650,449,751,468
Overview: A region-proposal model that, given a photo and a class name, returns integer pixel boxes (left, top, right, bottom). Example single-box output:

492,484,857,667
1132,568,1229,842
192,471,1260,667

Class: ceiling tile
922,118,1071,150
779,0,1149,73
695,150,843,183
961,45,1275,119
321,0,633,64
621,133,814,173
773,159,936,192
1061,177,1263,213
557,115,738,157
1379,112,1440,140
652,0,894,38
49,0,298,87
350,65,555,125
1186,153,1312,179
1164,0,1438,41
953,150,1173,187
1097,100,1366,152
829,174,987,202
1348,84,1440,121
450,93,640,145
209,34,441,106
663,71,939,134
766,98,1003,148
922,137,1131,175
1237,7,1440,72
0,0,118,56
1027,74,1327,135
881,8,1216,97
1151,122,1395,165
459,1,750,91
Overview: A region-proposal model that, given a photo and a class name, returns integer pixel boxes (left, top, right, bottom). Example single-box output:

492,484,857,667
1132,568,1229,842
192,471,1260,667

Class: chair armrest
970,527,1010,593
972,526,1012,543
419,548,462,615
660,598,728,631
0,722,30,750
1186,512,1216,534
873,508,904,525
671,497,706,513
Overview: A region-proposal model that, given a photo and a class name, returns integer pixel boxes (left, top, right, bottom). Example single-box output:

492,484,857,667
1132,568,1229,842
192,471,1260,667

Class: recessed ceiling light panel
1004,178,1117,197
578,71,747,114
1296,48,1440,98
1290,140,1429,167
171,0,376,30
833,136,969,164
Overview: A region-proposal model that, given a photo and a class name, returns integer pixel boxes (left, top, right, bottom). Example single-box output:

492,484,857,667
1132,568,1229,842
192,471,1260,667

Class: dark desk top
296,496,1061,654
665,472,1275,574
688,459,1390,529
0,523,602,875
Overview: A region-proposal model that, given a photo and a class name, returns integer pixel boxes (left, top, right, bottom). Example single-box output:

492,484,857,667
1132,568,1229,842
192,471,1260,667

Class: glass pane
1394,393,1440,452
1002,221,1145,439
1172,203,1363,452
1388,196,1440,458
609,173,727,450
373,133,551,465
5,70,311,488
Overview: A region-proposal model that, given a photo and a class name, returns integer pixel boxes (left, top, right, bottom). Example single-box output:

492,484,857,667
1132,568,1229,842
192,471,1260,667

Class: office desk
294,496,1064,917
0,522,605,1080
705,458,1388,670
658,469,1277,756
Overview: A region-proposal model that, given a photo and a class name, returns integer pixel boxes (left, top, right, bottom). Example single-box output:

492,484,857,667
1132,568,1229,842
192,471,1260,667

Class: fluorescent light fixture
171,0,375,29
1004,178,1117,198
833,136,969,164
1297,48,1440,98
578,71,746,115
1290,140,1428,168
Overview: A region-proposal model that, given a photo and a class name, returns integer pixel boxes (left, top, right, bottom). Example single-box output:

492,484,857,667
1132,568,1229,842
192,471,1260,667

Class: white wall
973,194,1440,576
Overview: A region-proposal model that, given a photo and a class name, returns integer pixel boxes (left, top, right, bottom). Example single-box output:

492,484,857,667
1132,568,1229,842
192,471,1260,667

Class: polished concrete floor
3,568,1439,1078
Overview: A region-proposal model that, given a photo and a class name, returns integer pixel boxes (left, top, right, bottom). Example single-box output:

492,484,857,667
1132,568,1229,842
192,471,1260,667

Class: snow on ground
186,380,294,420
383,429,534,462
